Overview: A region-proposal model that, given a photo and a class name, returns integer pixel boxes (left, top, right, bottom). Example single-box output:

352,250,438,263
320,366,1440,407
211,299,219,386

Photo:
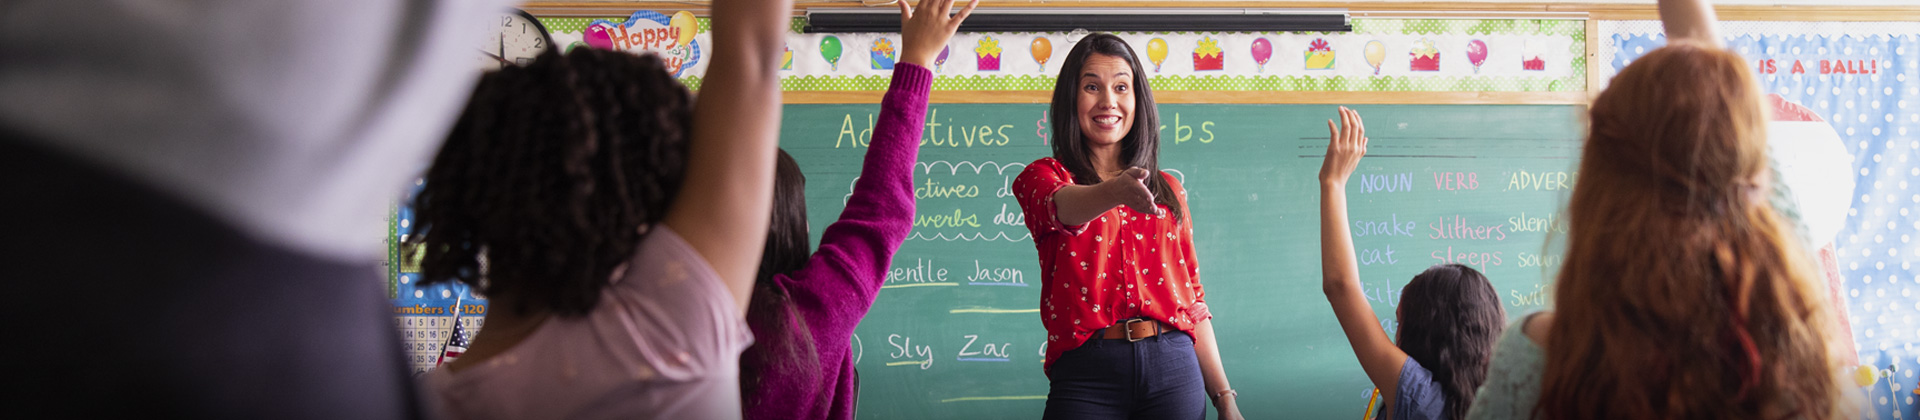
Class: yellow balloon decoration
1146,38,1168,72
1855,364,1880,387
1364,40,1387,75
669,11,699,48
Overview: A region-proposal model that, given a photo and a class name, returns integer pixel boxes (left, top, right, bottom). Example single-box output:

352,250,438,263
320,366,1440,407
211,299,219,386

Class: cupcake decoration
1192,36,1224,71
1521,40,1546,71
871,37,897,70
1410,38,1440,72
976,36,1003,71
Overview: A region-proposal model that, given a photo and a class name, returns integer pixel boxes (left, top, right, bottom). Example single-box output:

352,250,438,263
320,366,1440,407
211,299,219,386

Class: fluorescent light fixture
803,8,1352,33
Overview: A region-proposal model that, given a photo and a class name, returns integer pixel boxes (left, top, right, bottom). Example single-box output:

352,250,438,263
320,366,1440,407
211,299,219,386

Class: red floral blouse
1012,157,1211,373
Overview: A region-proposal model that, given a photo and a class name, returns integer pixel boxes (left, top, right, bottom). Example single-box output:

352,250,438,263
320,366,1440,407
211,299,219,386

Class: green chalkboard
777,103,1585,419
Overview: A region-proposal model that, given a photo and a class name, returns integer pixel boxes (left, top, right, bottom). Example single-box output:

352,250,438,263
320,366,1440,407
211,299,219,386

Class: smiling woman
1011,33,1243,420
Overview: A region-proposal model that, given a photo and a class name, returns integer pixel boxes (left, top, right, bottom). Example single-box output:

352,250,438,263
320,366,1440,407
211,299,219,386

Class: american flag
436,291,468,367
436,318,469,367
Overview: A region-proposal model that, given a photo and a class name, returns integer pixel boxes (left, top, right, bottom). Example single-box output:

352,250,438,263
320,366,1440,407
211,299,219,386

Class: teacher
1012,33,1243,420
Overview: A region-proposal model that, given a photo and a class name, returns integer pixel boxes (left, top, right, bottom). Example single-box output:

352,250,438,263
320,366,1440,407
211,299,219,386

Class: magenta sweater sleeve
757,63,928,419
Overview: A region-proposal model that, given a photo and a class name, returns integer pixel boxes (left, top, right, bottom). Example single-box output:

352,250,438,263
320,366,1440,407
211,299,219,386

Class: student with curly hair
410,1,792,418
738,1,975,419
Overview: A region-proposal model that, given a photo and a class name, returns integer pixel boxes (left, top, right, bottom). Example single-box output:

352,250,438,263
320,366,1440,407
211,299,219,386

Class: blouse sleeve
1012,158,1089,238
1168,172,1208,321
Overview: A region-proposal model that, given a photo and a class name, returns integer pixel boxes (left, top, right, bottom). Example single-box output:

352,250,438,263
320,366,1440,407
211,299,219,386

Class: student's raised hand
1101,167,1162,215
899,0,979,68
1318,106,1368,185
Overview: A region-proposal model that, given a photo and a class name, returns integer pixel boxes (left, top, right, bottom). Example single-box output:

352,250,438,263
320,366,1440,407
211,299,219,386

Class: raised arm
664,0,794,315
1318,107,1409,404
782,0,975,334
1659,0,1722,47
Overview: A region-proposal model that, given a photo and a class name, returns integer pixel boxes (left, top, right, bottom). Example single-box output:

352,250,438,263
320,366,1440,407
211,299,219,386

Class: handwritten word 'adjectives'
1358,172,1414,194
1433,171,1479,191
888,334,935,369
958,334,1013,361
1431,246,1503,271
887,258,949,285
834,109,1019,149
924,109,1014,148
1352,214,1417,237
1429,215,1508,241
1157,113,1216,144
1505,170,1572,191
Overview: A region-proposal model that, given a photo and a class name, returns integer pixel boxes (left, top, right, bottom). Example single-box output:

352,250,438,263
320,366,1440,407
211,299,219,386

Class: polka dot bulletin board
1604,20,1920,420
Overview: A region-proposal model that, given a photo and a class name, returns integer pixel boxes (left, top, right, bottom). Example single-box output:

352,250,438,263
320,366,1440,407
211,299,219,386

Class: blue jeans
1042,330,1206,420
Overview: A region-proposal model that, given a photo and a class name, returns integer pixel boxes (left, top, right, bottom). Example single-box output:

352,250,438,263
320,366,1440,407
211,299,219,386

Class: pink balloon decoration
584,24,614,50
1251,38,1273,71
1467,39,1489,73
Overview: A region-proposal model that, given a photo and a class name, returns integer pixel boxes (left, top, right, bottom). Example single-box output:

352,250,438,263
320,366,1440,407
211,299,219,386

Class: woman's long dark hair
1048,33,1181,222
1396,263,1506,420
408,48,692,317
740,149,822,413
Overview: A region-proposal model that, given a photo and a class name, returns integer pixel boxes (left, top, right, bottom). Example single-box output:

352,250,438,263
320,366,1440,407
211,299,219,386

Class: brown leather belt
1099,318,1174,342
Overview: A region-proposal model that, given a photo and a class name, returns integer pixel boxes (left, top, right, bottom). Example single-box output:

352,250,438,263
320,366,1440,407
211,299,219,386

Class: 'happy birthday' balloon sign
583,11,702,77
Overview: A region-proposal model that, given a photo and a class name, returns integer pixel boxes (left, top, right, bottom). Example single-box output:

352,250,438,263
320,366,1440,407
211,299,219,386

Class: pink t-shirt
424,226,753,420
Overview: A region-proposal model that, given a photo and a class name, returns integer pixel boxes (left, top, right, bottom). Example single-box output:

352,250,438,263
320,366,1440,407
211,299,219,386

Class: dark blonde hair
1537,43,1851,420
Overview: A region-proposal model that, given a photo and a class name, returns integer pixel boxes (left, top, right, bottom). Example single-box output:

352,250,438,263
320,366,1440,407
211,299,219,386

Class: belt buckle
1123,318,1149,342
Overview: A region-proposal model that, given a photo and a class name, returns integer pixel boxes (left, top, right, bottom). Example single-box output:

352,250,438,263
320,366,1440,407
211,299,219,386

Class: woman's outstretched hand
899,0,979,68
1318,106,1369,186
1102,167,1162,215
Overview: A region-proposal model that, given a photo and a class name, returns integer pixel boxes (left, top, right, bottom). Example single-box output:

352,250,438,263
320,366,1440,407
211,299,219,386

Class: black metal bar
803,13,1351,34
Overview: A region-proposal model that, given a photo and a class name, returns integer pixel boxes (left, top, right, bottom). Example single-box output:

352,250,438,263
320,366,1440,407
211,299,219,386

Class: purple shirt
424,226,753,420
742,63,930,420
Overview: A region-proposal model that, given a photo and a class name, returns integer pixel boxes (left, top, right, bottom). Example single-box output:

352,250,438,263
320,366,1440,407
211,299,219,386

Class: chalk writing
966,260,1027,286
1353,214,1418,237
1509,283,1553,308
1433,171,1479,191
887,258,950,286
1359,172,1414,194
957,334,1013,361
1358,245,1400,266
1429,215,1508,241
1505,170,1572,191
1515,251,1560,268
887,334,935,369
916,208,982,228
1507,211,1566,233
1158,113,1217,144
1431,246,1503,271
